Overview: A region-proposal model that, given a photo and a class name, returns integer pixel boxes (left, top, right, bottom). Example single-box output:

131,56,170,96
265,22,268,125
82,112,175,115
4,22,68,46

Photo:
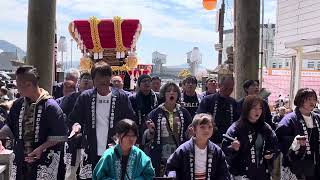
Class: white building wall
274,0,320,68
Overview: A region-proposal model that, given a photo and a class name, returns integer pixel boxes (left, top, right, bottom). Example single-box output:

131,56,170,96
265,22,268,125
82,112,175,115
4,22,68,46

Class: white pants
65,149,82,180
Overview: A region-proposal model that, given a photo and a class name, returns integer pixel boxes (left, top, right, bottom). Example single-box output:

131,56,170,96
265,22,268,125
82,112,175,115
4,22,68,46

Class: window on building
307,62,315,69
317,63,320,70
285,61,289,67
278,63,283,68
272,63,277,68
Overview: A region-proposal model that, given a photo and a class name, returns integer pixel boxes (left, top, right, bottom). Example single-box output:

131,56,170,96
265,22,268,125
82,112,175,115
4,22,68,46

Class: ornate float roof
69,17,142,66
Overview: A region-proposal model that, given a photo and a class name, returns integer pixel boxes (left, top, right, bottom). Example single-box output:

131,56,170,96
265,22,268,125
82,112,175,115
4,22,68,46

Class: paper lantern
203,0,217,10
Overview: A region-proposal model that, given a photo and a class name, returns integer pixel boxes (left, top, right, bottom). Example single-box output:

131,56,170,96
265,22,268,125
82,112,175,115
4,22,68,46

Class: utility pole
259,0,265,89
218,0,225,65
54,32,57,83
233,0,236,48
234,0,260,99
27,0,56,94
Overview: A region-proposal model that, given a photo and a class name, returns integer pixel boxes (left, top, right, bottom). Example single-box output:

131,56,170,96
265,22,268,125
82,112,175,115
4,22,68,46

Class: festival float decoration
69,16,152,89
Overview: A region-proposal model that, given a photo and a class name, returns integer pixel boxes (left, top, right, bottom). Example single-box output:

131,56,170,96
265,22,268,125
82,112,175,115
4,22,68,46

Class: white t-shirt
302,114,313,128
195,145,207,180
96,92,112,155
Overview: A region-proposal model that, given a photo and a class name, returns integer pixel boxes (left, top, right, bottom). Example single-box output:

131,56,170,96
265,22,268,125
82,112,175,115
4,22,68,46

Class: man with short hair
111,75,131,96
69,61,135,179
181,76,202,119
129,74,159,145
111,76,124,89
0,66,67,180
197,76,240,144
201,77,217,98
53,68,80,99
151,76,161,93
63,80,76,97
55,80,77,105
58,72,93,117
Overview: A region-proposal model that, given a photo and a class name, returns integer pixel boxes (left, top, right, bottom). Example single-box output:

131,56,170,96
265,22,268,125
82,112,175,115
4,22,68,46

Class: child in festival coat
166,113,231,180
93,119,155,180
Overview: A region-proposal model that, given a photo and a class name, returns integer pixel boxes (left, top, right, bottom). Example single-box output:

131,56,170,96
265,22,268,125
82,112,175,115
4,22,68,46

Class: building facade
274,0,320,70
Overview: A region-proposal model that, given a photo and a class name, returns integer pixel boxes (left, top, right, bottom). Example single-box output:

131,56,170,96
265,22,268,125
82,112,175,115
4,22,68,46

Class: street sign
214,43,223,51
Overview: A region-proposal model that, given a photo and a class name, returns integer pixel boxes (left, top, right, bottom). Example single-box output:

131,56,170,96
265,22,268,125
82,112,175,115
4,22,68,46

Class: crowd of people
0,61,319,180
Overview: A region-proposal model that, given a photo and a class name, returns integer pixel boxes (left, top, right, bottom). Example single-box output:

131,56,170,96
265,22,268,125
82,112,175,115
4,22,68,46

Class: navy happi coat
167,138,231,180
148,104,192,176
68,88,135,179
7,97,67,180
276,109,320,177
222,121,278,180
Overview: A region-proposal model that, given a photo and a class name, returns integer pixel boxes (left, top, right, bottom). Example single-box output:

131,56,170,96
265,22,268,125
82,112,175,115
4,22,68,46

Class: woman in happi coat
93,119,155,180
147,81,192,177
166,113,231,180
276,88,320,180
222,95,278,180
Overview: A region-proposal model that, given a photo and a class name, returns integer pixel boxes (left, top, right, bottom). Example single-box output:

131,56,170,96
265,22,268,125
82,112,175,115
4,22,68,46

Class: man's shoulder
63,91,81,102
201,93,216,101
149,106,163,116
225,95,236,102
69,91,82,98
45,98,63,111
111,88,128,97
128,92,140,104
55,96,64,104
79,89,95,97
12,97,24,105
280,112,297,124
123,90,132,96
